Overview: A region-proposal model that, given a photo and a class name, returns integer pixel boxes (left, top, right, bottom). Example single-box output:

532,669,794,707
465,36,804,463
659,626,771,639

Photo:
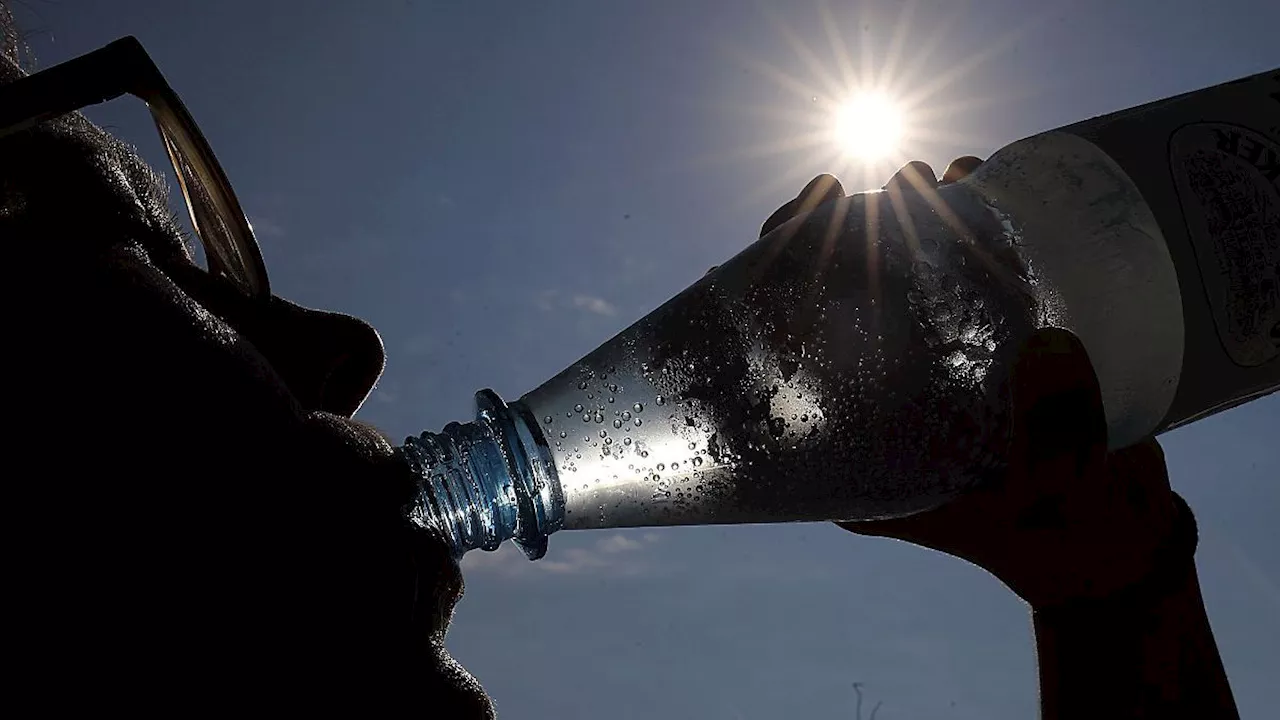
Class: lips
300,409,466,636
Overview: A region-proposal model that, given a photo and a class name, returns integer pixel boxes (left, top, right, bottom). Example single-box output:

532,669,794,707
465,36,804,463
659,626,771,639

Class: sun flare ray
700,3,1036,226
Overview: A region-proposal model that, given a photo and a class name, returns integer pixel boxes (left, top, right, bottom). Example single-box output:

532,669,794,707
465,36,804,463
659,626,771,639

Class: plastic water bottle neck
401,390,563,559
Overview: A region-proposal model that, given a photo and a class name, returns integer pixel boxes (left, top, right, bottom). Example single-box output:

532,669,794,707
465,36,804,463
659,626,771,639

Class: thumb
1009,328,1108,484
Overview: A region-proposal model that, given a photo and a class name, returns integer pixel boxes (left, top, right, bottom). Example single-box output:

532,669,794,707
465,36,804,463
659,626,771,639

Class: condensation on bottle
403,69,1279,560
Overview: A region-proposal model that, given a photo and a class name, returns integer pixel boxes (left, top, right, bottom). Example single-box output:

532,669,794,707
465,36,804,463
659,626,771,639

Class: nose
254,297,388,417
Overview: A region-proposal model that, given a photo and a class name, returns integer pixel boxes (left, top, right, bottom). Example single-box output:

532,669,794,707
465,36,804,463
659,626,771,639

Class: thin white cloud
596,534,643,553
535,289,560,313
462,531,660,577
248,216,285,238
532,289,618,318
571,294,617,317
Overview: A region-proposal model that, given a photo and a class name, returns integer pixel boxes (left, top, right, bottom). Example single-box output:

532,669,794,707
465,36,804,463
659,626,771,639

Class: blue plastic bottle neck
400,389,564,560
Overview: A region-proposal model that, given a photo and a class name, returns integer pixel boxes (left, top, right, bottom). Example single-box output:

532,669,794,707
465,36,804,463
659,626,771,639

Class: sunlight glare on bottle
832,92,904,161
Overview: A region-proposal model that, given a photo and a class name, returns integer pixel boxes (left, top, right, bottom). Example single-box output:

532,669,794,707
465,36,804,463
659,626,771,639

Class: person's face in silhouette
2,41,493,715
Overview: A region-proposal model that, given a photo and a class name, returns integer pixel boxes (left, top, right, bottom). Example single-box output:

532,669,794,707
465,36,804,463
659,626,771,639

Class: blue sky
18,1,1278,717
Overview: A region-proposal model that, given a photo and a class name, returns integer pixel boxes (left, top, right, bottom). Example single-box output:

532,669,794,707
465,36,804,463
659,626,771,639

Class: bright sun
832,92,904,161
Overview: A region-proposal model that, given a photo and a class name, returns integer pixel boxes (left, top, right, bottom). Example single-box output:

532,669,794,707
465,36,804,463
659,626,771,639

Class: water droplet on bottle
634,418,643,427
582,414,591,422
574,403,584,413
587,393,594,400
623,437,632,446
559,431,567,439
605,437,613,445
655,395,665,406
599,429,607,439
688,442,696,450
641,450,649,458
657,463,665,471
670,462,678,470
544,415,553,424
693,457,703,467
633,402,644,412
577,380,588,390
622,410,632,420
594,412,604,423
608,397,615,403
609,384,618,393
613,418,623,429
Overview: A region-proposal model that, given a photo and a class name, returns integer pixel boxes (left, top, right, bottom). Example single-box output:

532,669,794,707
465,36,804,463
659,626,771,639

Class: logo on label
1170,123,1280,367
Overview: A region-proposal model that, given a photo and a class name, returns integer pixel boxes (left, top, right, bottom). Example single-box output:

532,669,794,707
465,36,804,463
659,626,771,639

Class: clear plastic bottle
403,69,1279,560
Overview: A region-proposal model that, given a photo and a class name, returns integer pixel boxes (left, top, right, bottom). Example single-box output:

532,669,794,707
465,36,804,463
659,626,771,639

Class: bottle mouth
476,389,565,560
401,389,564,560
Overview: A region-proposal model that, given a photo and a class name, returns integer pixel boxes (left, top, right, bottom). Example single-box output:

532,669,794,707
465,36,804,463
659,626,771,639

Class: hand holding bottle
770,162,1239,719
409,68,1277,560
764,162,1187,610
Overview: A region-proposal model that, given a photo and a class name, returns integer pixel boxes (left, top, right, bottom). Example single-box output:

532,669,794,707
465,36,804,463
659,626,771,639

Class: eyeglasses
0,36,270,299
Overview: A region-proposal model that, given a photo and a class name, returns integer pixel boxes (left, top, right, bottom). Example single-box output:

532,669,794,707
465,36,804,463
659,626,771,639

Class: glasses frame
0,36,270,298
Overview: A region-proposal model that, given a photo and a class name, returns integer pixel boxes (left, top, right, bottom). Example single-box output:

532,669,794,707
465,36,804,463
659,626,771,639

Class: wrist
1031,492,1199,620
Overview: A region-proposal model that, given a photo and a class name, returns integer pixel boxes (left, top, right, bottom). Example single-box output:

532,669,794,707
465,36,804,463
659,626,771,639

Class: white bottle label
1169,123,1280,367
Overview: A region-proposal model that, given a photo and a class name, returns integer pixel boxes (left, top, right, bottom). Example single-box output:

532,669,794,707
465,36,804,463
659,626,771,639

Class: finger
883,161,937,193
940,156,984,185
1008,328,1108,497
760,173,845,239
1107,438,1175,514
